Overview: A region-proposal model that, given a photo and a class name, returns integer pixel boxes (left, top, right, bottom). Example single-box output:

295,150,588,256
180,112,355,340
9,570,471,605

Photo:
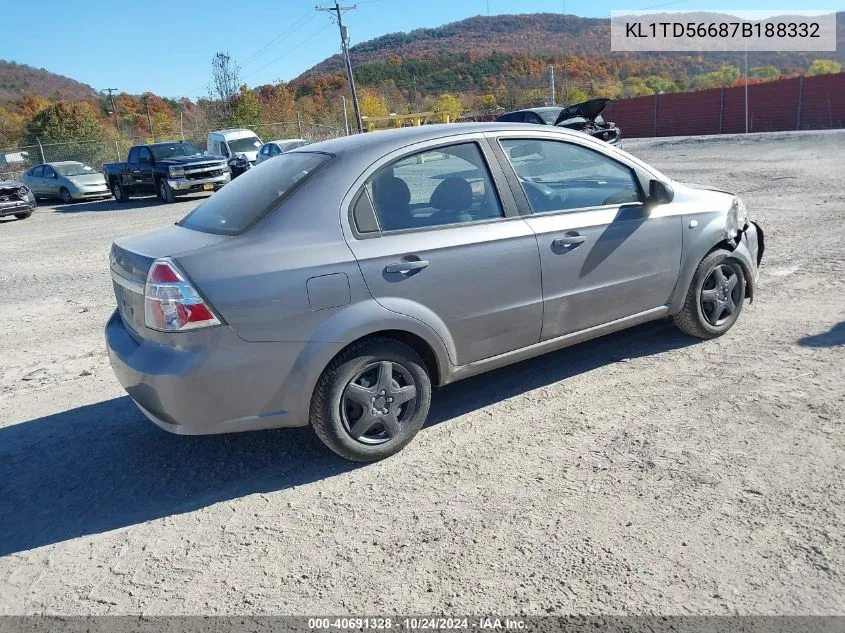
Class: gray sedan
106,123,763,462
22,161,112,203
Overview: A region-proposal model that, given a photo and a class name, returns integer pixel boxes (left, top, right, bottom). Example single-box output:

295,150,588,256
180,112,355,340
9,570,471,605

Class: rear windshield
178,152,330,235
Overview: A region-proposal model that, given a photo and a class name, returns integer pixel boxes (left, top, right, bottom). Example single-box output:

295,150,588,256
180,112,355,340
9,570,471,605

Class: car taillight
144,258,221,332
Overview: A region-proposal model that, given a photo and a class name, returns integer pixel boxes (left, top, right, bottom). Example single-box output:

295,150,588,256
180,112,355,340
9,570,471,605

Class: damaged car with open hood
0,179,37,221
496,98,621,146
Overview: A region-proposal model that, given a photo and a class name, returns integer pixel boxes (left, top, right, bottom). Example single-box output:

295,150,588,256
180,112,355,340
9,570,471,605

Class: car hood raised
554,98,611,124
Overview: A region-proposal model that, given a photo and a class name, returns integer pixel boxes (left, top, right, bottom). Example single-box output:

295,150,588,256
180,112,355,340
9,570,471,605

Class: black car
496,98,621,146
0,179,37,221
102,142,231,203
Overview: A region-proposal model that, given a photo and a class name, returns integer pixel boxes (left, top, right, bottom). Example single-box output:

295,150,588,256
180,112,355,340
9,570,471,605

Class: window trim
494,136,646,217
349,139,517,238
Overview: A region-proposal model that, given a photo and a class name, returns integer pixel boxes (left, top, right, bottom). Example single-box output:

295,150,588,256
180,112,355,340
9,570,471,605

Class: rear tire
59,187,73,204
14,212,32,220
311,337,432,462
158,178,175,203
112,180,128,203
674,249,746,339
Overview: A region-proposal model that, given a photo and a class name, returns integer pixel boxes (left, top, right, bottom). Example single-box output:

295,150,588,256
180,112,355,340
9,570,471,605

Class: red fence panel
655,87,722,137
800,73,845,130
604,95,657,138
602,72,844,139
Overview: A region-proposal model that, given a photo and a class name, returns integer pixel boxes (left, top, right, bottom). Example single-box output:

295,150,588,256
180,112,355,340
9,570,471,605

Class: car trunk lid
110,225,229,337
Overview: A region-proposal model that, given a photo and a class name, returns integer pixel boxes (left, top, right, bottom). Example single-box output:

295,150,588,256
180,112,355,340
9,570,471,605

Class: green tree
25,101,102,143
748,66,780,80
691,65,741,90
621,77,654,98
234,86,261,128
808,59,841,76
644,75,677,93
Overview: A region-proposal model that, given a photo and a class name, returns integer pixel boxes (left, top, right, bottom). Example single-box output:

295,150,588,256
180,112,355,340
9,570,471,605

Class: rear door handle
384,260,430,274
552,234,586,247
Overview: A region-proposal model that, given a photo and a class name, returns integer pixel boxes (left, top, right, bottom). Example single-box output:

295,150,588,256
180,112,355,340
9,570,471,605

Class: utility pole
103,88,120,136
341,96,350,135
142,94,155,141
317,2,363,133
548,65,556,106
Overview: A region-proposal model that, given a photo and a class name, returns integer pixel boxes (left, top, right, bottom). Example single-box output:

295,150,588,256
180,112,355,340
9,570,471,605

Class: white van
207,129,263,165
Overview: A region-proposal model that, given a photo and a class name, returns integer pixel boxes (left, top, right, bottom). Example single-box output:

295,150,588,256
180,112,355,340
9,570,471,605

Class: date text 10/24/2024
307,617,526,630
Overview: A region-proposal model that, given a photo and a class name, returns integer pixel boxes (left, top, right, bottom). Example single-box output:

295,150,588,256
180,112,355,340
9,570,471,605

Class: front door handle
552,233,586,247
384,260,430,274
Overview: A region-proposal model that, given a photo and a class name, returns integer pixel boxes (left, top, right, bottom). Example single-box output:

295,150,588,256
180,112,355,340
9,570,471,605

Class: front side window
31,166,44,177
365,142,503,232
500,139,641,213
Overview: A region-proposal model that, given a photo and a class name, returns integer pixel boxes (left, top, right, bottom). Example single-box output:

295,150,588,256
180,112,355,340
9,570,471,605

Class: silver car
106,123,763,462
22,161,112,203
255,138,312,165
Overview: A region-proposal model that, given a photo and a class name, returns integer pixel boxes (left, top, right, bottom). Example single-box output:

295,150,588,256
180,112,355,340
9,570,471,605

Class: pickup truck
103,141,230,203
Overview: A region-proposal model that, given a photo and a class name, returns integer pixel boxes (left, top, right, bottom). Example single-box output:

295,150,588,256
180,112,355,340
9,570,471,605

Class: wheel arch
669,215,756,313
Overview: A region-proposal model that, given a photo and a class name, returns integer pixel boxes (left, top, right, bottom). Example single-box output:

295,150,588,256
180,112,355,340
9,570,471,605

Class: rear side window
365,142,503,232
178,152,330,235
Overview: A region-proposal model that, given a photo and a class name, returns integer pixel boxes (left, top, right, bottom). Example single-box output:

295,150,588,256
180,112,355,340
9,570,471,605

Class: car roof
44,160,84,166
293,123,585,159
267,138,308,144
210,128,258,138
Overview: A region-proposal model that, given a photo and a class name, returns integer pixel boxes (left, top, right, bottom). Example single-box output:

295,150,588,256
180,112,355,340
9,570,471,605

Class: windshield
178,152,330,235
149,143,204,160
227,136,262,153
54,162,97,177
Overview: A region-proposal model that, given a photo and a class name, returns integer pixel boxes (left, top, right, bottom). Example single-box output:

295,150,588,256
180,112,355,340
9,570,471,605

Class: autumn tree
807,59,841,76
233,86,262,128
25,101,102,143
359,89,389,129
430,93,462,123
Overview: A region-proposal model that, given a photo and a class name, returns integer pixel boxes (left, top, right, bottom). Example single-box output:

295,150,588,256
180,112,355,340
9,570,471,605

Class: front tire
59,187,73,204
674,249,746,339
311,337,432,462
158,179,176,203
112,180,128,203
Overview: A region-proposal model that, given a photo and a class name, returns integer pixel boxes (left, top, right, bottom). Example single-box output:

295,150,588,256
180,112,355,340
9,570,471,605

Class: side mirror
648,179,674,205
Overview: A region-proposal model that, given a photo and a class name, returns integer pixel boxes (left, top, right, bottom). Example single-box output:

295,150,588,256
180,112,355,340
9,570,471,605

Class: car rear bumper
167,171,231,192
105,309,316,434
0,198,36,217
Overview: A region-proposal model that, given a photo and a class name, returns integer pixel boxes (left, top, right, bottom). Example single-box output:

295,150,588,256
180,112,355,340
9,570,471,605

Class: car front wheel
112,180,128,203
158,179,175,203
311,337,432,462
674,249,746,339
60,187,74,204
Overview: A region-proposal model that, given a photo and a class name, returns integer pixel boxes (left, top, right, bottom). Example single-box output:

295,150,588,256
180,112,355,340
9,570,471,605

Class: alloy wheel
340,361,418,445
700,263,741,326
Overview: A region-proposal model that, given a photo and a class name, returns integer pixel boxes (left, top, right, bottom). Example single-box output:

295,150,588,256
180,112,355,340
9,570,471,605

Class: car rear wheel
60,187,73,204
112,180,128,203
14,212,32,220
674,249,746,339
158,179,175,203
311,337,432,462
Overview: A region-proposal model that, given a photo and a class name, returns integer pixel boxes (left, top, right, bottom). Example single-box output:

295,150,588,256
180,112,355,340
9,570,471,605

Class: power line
241,10,318,67
245,22,333,79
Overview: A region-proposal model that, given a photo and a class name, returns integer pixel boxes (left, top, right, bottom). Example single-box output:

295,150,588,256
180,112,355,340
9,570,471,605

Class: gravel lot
1,131,843,615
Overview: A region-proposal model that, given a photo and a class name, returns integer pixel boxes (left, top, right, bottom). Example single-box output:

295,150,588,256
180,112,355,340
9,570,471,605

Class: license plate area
203,183,214,191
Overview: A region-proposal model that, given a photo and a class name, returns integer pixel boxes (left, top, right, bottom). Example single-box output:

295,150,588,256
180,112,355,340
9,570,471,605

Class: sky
2,0,842,99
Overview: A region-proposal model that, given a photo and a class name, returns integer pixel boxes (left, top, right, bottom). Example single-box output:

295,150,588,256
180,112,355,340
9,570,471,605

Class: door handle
552,234,586,247
384,260,430,274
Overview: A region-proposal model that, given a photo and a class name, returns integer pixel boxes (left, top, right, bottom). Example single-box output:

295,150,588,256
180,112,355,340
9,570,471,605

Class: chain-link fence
0,121,345,182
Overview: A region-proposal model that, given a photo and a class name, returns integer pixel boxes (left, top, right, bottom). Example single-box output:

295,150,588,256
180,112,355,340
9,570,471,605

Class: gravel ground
0,130,843,615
